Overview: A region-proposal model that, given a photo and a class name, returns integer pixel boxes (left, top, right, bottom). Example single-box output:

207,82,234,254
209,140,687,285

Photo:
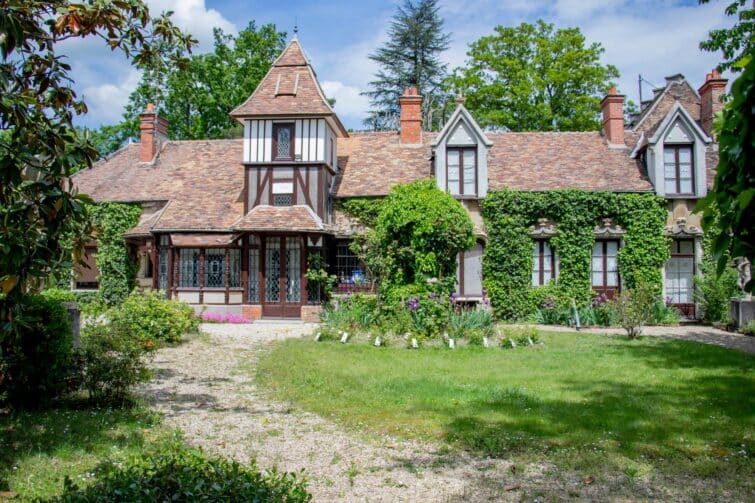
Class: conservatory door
262,236,303,318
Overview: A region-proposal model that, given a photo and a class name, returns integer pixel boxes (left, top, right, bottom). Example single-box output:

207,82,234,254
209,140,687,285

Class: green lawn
0,403,162,501
256,331,754,484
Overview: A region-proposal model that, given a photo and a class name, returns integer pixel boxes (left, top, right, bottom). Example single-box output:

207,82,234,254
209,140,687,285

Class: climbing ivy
338,197,385,227
89,203,142,306
481,190,669,320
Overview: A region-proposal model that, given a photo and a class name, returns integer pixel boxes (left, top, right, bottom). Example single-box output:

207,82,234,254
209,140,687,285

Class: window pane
447,152,460,195
286,237,301,302
275,126,291,159
532,271,539,286
273,193,293,206
229,249,240,288
679,178,693,193
543,269,552,283
606,256,617,273
679,162,692,178
158,247,169,291
606,271,618,287
462,149,475,195
592,242,602,256
678,240,694,254
248,248,259,302
678,148,691,163
592,271,604,286
592,257,603,272
606,241,618,255
204,249,225,288
663,148,676,163
665,179,678,193
179,249,199,288
532,242,540,259
664,162,677,178
265,238,280,302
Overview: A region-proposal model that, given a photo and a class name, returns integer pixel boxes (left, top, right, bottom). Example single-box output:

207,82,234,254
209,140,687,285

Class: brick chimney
698,69,727,137
139,103,169,162
600,86,625,146
399,87,422,144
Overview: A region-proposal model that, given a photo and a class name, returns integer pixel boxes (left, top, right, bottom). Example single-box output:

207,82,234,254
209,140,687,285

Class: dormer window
663,145,694,195
272,123,294,161
447,147,477,197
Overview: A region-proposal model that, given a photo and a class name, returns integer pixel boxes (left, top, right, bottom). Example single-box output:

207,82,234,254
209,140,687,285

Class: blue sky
65,0,735,131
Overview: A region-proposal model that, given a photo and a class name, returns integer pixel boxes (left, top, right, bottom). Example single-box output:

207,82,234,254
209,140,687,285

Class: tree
700,0,755,72
0,2,195,319
362,0,450,131
448,20,619,132
363,179,474,290
697,52,755,293
121,22,285,141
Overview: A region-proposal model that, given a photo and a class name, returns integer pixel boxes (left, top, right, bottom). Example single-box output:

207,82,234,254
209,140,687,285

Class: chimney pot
601,88,625,146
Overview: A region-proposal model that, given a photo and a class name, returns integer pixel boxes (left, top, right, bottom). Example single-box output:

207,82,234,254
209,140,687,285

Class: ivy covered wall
89,203,142,305
480,190,670,320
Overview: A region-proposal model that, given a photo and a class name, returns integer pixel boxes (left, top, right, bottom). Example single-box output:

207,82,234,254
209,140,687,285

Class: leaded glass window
446,147,476,196
178,249,199,288
204,249,225,288
265,237,281,302
273,193,293,206
666,240,694,304
273,124,293,160
229,249,241,288
249,248,260,303
286,237,301,302
158,247,168,291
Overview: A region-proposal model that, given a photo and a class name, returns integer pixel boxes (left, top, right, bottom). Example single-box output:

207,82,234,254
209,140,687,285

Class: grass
0,401,163,500
256,331,754,487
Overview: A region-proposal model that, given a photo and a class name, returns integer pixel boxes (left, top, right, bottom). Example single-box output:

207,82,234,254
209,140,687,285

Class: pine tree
363,0,450,130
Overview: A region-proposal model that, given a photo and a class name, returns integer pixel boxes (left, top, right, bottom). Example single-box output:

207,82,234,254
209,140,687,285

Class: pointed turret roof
230,39,347,135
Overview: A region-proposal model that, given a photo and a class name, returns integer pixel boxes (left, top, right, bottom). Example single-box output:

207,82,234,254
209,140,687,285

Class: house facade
71,38,725,320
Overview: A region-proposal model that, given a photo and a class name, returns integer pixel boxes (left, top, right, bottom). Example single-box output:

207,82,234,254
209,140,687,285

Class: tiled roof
230,39,337,120
486,132,651,192
232,205,324,232
334,131,436,197
72,139,245,231
333,130,652,197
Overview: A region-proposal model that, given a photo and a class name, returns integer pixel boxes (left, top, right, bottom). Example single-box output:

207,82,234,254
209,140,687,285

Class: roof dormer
643,101,712,198
432,104,493,199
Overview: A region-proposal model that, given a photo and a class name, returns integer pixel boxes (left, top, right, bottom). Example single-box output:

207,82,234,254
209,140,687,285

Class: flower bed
200,312,251,324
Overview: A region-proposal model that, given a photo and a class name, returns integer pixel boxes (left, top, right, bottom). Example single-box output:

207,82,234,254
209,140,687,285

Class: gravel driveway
139,322,751,502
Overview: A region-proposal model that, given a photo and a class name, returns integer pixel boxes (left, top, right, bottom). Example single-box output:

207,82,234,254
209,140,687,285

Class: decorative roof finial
293,18,298,39
455,91,466,106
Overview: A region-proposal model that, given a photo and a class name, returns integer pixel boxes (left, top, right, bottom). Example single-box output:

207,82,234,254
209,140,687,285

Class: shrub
48,440,311,502
320,294,378,334
109,290,199,345
610,282,657,338
499,326,540,348
449,309,494,343
41,287,76,304
742,321,755,336
695,266,739,323
652,301,681,325
77,321,152,403
0,294,74,407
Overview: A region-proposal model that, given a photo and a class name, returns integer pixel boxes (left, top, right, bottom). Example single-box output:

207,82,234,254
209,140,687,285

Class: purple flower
450,292,458,304
201,312,251,324
429,292,437,300
406,296,420,312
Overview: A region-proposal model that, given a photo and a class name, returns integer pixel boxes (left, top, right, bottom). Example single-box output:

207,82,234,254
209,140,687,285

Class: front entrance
262,236,303,317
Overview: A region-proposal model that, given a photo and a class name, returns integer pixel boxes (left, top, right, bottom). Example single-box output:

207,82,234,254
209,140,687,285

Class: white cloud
147,0,237,49
321,80,371,119
81,70,142,125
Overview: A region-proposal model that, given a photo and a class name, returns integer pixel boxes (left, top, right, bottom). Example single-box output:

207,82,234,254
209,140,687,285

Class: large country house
72,38,726,320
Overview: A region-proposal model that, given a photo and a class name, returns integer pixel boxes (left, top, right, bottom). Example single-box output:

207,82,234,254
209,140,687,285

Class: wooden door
262,236,303,318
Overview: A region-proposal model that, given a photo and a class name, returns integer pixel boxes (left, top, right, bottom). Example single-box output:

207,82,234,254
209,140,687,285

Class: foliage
697,52,755,292
0,404,161,500
47,439,311,502
89,203,142,306
499,326,540,348
448,20,619,131
119,22,286,142
481,190,669,320
362,0,450,130
403,290,453,338
108,290,199,345
77,321,153,403
0,295,73,407
610,282,657,338
448,308,494,343
699,0,755,72
305,252,337,304
742,320,755,335
695,231,740,323
0,0,195,343
370,179,474,290
41,288,107,317
338,198,386,228
257,334,755,498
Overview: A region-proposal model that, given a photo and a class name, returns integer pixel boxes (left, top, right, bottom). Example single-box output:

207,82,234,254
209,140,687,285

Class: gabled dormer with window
642,102,712,198
432,105,493,199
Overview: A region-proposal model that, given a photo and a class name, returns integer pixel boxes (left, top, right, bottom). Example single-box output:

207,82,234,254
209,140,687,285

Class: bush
499,326,540,348
77,321,153,403
610,282,657,338
695,267,739,324
48,440,311,502
41,287,76,304
109,290,199,345
0,294,74,407
449,309,494,343
741,320,755,336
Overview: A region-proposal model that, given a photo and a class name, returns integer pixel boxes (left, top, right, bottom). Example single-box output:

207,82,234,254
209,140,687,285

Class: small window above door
272,123,294,161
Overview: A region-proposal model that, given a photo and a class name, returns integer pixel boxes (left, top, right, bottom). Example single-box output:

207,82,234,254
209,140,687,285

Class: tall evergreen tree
363,0,450,130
